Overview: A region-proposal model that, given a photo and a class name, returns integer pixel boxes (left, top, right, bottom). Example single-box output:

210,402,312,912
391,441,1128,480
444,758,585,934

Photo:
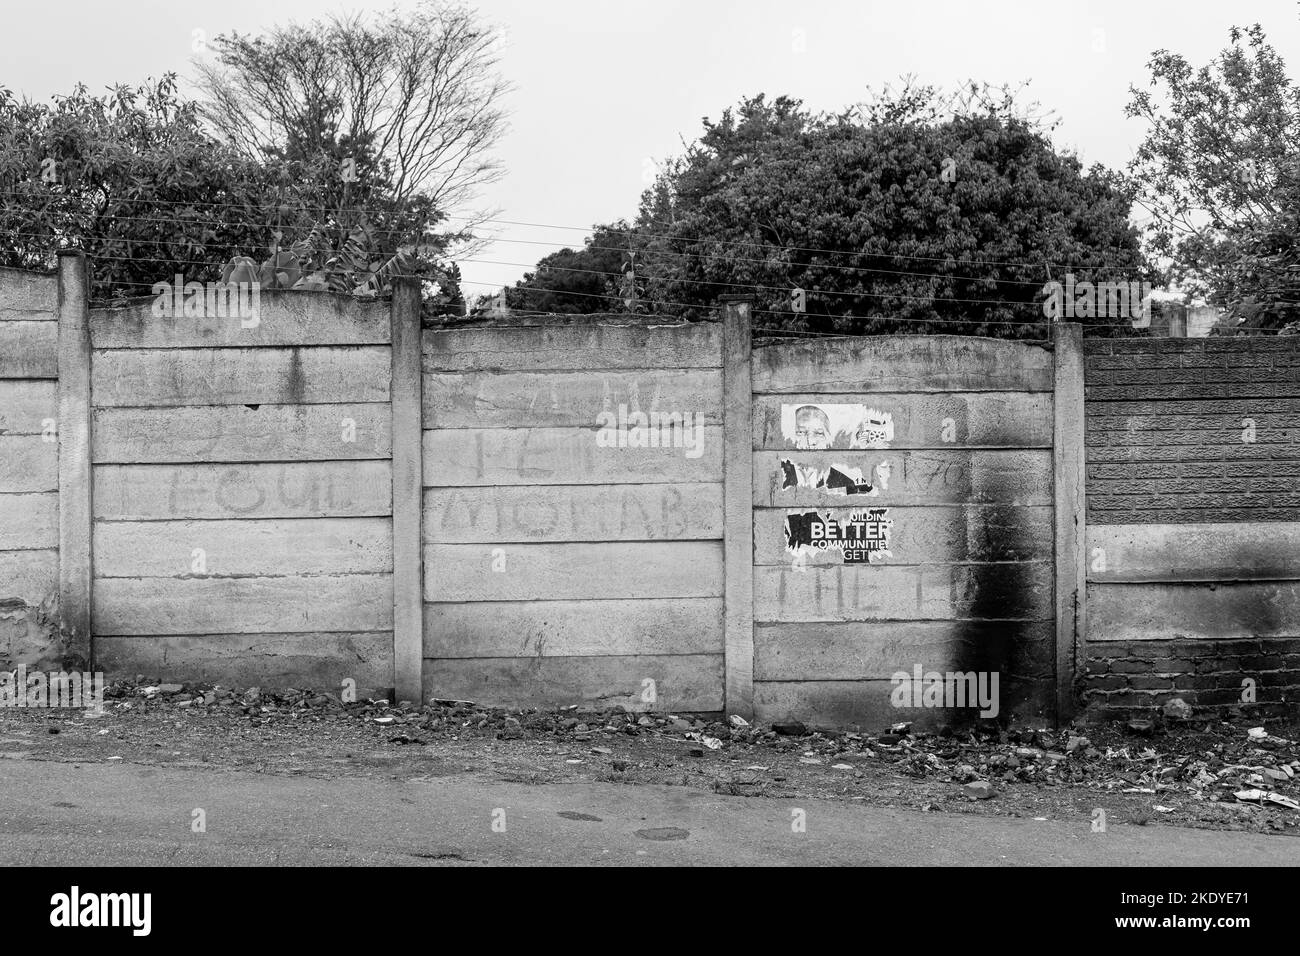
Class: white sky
5,0,1299,297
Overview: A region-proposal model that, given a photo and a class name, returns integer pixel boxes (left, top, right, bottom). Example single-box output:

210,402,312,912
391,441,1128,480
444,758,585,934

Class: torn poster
782,403,894,450
779,457,892,495
784,508,893,564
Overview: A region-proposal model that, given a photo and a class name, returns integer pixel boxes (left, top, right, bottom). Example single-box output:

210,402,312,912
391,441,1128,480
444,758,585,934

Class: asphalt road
0,757,1295,865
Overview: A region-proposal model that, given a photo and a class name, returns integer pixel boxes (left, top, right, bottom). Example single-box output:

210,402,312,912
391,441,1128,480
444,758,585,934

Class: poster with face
777,404,895,495
781,403,895,450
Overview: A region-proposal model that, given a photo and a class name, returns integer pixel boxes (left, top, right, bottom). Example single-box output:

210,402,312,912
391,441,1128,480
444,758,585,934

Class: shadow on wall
954,491,1054,727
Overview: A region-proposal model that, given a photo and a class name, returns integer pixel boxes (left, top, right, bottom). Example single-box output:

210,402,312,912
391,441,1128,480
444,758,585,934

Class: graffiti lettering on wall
783,403,894,450
785,508,893,564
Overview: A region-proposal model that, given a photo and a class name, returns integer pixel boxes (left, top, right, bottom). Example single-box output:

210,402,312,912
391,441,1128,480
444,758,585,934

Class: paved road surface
0,758,1293,865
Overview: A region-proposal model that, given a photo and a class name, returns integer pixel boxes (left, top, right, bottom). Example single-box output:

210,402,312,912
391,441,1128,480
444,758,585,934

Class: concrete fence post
721,297,754,720
391,279,424,704
1053,321,1086,723
56,250,92,668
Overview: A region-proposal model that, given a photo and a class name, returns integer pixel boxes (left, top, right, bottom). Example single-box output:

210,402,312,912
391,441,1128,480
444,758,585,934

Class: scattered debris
1162,698,1194,720
9,676,1296,834
1235,789,1300,810
772,720,808,736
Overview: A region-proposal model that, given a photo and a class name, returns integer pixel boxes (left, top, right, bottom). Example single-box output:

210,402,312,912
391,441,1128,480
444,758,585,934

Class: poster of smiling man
781,403,895,450
777,404,895,495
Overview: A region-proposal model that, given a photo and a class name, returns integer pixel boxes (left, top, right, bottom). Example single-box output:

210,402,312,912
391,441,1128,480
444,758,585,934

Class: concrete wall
420,318,725,710
86,291,397,696
4,247,1295,727
748,336,1058,729
1082,337,1300,717
0,267,60,669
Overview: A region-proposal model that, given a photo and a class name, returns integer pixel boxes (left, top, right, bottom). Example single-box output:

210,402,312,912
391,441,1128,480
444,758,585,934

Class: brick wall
1082,638,1300,720
1085,337,1300,525
1083,336,1300,720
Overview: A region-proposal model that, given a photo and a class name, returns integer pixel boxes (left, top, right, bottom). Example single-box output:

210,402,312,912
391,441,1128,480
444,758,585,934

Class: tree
193,0,510,239
1127,23,1300,331
439,261,466,316
511,87,1150,338
0,75,314,300
0,75,459,308
505,223,632,314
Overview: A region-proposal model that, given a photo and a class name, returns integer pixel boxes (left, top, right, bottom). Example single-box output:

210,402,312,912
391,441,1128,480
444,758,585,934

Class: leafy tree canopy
511,84,1151,338
0,75,460,309
1127,22,1300,332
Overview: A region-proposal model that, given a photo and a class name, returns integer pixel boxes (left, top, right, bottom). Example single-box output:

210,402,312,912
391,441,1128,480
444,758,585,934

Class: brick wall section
1083,335,1300,721
1082,637,1300,719
1084,337,1300,525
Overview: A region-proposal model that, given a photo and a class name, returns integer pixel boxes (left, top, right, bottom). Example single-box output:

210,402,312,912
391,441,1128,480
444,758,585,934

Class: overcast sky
6,0,1299,297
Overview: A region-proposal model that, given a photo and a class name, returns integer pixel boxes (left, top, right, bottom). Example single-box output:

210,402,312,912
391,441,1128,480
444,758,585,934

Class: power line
88,274,1054,329
0,188,1152,272
0,207,1144,288
0,219,1152,314
77,273,1141,336
69,246,1068,309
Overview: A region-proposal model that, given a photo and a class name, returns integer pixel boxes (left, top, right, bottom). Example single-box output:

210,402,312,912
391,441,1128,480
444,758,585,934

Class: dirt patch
1,679,1297,837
